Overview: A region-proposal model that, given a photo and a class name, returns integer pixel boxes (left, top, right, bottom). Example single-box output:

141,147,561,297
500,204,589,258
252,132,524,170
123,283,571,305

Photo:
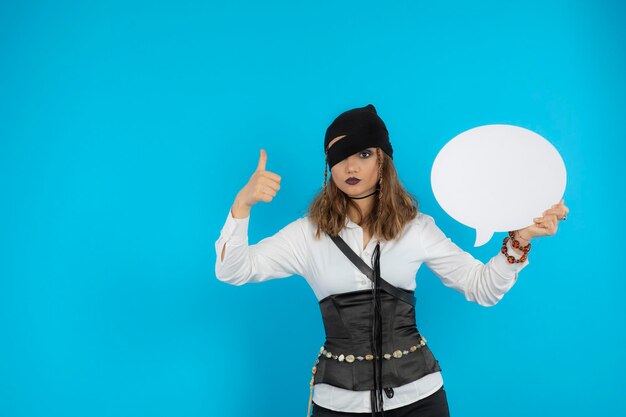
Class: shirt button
363,251,370,257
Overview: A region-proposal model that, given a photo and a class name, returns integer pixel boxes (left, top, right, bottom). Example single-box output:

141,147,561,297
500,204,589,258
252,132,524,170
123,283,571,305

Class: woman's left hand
517,199,569,240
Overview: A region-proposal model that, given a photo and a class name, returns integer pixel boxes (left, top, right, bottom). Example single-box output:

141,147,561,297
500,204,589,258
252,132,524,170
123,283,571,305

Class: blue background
1,1,624,416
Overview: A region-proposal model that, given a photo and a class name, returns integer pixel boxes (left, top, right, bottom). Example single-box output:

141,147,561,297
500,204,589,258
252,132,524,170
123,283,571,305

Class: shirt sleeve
419,214,530,307
214,208,307,285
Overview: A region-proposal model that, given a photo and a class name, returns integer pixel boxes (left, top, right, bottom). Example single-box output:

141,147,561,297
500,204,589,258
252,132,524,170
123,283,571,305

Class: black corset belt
313,289,441,391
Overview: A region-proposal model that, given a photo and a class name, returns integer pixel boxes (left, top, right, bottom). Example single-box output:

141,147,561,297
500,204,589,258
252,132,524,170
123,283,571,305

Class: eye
359,150,373,158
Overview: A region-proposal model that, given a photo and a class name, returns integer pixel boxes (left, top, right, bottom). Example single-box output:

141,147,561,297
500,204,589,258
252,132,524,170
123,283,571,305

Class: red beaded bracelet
501,231,531,264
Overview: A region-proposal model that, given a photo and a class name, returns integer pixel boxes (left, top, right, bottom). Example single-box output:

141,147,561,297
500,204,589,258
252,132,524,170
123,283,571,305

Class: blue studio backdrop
1,1,624,416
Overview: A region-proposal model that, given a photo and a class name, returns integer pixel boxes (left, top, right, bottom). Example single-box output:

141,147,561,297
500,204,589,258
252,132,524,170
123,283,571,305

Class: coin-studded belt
314,334,427,365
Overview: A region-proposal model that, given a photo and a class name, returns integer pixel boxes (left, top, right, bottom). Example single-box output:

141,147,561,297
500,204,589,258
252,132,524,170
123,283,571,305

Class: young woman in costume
215,104,569,417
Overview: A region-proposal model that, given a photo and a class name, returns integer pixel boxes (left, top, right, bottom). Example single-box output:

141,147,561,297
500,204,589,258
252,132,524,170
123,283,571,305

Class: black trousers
312,386,450,417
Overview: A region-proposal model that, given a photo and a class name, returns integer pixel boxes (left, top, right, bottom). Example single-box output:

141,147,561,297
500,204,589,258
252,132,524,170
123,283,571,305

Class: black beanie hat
324,104,393,168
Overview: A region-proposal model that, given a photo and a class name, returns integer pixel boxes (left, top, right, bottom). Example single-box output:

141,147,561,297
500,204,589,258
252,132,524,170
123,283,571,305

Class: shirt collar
343,217,360,229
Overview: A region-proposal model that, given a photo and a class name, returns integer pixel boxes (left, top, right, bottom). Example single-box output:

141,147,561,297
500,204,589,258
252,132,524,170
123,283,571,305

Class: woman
215,104,569,417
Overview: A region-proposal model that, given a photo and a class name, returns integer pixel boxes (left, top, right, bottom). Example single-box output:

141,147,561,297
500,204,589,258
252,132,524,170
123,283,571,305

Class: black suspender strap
329,234,416,307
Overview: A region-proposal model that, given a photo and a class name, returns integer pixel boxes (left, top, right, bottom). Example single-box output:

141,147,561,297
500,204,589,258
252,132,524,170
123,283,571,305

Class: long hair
307,148,420,240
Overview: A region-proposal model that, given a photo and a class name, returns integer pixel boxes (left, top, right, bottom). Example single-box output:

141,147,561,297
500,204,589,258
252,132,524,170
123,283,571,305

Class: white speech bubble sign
431,124,567,247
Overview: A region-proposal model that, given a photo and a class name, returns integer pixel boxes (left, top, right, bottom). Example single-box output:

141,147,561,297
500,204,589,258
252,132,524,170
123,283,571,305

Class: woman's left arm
419,199,569,307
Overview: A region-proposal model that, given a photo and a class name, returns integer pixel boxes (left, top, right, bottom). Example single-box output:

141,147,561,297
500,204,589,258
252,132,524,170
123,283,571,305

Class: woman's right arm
214,206,307,285
214,149,307,285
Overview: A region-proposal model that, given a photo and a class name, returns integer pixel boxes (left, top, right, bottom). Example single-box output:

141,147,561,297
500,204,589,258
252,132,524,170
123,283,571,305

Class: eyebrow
353,148,374,156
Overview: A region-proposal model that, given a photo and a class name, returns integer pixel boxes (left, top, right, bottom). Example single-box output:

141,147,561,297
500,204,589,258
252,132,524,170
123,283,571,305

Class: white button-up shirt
215,209,529,412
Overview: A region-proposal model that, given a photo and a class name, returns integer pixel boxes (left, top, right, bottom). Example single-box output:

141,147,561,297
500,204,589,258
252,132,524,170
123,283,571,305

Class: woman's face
327,135,380,198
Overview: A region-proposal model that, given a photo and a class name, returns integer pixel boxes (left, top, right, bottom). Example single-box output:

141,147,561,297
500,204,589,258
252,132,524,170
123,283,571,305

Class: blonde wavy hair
307,148,420,241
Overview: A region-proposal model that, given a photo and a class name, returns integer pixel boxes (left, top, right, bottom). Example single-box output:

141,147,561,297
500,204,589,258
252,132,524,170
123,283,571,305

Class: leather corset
313,289,441,391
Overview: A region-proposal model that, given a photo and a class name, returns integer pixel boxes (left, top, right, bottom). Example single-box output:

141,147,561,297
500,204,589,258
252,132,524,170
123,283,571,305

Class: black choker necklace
350,190,377,200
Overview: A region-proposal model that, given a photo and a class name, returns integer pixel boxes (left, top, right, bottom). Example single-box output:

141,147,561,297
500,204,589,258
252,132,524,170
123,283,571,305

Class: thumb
256,149,267,172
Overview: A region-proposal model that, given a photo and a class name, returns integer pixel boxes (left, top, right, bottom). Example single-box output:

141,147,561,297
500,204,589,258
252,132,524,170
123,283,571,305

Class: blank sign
431,124,567,246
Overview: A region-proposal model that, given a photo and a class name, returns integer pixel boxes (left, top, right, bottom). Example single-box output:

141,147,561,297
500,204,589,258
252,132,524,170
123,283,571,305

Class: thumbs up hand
235,149,282,208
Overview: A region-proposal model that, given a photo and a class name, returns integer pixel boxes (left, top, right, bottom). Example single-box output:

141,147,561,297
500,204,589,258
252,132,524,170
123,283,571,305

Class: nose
345,155,360,173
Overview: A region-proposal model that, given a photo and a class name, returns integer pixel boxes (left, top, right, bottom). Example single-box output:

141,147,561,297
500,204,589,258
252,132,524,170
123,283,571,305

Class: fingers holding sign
531,198,569,236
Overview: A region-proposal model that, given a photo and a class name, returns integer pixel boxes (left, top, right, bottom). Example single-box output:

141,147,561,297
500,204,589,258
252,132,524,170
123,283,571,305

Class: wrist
502,230,532,264
514,230,531,247
232,196,252,219
510,242,526,256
